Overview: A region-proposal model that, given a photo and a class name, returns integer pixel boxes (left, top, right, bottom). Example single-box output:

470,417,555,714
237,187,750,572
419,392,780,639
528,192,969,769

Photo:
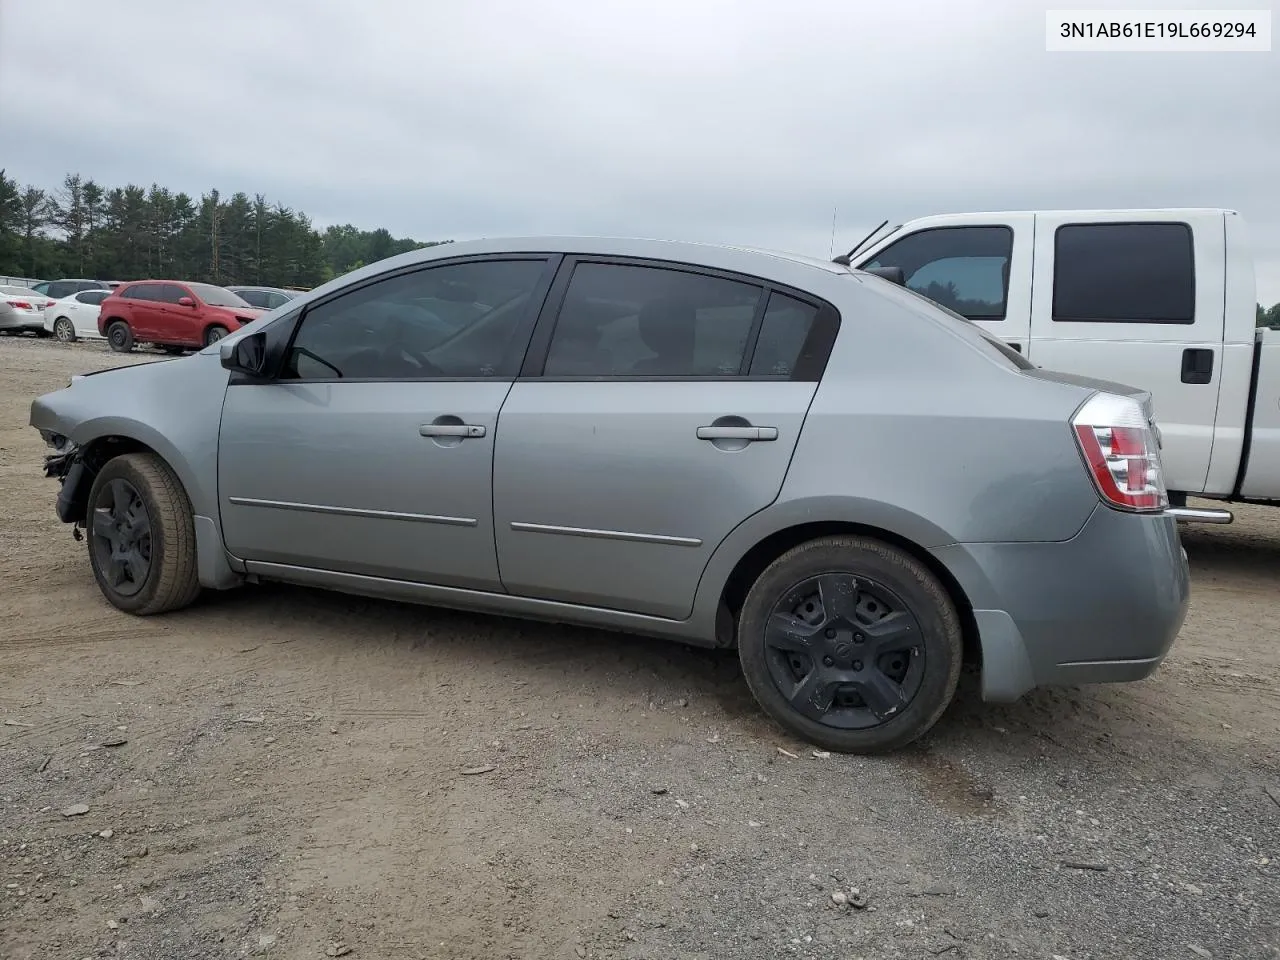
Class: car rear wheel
85,453,201,615
204,325,229,346
737,535,963,754
53,318,76,342
106,321,134,353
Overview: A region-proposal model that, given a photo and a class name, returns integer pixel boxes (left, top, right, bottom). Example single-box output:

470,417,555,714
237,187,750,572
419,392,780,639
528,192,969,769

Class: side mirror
178,296,196,307
220,331,268,377
862,266,907,286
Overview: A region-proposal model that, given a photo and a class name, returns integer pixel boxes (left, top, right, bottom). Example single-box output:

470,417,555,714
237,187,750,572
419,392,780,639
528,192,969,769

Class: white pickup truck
847,207,1278,523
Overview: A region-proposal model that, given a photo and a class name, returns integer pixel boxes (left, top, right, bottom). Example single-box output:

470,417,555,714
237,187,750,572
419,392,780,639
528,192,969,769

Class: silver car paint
30,236,1190,703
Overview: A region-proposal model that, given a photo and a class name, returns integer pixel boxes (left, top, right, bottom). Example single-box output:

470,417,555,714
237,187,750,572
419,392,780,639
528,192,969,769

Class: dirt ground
0,336,1277,960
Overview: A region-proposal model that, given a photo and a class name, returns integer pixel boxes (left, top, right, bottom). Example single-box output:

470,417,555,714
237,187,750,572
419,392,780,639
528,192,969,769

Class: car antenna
832,218,889,266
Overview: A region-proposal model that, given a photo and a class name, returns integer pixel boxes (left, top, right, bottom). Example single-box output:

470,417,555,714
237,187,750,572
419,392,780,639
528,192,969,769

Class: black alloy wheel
738,536,963,754
89,477,153,598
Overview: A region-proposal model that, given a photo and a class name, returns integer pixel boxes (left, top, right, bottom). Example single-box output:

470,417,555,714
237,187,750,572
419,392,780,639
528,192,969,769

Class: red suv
98,280,265,353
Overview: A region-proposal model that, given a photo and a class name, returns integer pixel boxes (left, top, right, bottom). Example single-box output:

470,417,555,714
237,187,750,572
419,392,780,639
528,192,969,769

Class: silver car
29,237,1190,753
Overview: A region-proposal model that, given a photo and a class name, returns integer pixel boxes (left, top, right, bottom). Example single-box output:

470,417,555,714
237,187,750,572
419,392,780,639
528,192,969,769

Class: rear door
491,257,838,620
124,284,163,339
72,290,108,337
1028,213,1226,494
858,215,1032,354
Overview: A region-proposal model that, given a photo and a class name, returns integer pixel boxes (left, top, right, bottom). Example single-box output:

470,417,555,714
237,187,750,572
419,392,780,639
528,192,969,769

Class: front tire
53,318,76,342
85,453,201,615
204,325,229,346
106,321,134,353
737,535,963,754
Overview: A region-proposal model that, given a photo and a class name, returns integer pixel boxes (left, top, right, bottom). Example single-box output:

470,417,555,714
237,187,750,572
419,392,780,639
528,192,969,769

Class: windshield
191,283,253,308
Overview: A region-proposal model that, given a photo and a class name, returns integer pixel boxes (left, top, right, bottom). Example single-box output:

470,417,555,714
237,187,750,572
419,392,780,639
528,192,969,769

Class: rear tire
53,318,76,342
106,321,134,353
85,453,201,615
204,325,229,346
737,535,963,754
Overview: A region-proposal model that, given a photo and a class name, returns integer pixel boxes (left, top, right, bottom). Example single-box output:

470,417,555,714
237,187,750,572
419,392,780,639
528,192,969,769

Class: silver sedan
29,237,1190,753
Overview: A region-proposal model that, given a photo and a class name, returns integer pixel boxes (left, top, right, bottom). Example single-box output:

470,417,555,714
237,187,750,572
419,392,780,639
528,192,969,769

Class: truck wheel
106,321,134,353
737,535,963,754
204,325,229,346
85,453,201,615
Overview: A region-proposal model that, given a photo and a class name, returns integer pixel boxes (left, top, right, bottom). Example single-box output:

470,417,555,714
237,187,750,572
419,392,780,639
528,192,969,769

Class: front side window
1052,222,1195,324
283,258,548,380
543,262,763,377
157,284,190,304
236,290,269,308
861,226,1013,321
48,281,74,299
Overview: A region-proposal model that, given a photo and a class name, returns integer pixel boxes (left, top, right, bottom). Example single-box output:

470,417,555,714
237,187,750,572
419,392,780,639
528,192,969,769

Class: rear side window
77,290,108,305
48,281,74,299
1052,222,1195,324
542,263,763,377
748,292,819,376
861,226,1013,321
127,285,160,302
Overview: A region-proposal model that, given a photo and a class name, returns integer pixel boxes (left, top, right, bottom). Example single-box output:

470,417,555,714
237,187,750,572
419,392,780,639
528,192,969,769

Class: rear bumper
0,314,44,331
933,504,1190,702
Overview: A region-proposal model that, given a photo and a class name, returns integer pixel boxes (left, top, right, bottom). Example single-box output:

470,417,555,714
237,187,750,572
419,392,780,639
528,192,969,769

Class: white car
0,284,47,334
43,289,111,342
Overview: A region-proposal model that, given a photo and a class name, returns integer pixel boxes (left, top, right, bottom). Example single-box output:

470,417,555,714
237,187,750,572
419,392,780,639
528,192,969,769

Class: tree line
3,168,1278,320
0,169,448,289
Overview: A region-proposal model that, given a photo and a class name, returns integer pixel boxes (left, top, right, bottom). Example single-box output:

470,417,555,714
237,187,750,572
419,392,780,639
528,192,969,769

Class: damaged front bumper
40,432,87,525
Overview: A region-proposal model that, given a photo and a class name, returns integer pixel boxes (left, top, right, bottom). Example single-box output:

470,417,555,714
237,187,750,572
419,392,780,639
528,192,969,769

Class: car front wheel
737,535,963,754
85,453,201,615
106,321,134,352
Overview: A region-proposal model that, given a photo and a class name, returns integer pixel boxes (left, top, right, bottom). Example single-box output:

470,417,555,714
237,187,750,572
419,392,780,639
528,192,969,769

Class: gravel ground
1,335,1277,960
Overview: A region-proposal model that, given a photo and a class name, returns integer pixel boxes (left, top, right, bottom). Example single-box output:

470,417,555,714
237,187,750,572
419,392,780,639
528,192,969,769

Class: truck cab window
1052,222,1195,324
860,225,1013,321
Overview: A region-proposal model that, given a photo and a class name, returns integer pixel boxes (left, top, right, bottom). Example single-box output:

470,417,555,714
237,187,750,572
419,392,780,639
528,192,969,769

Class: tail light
10,300,33,311
1072,393,1167,512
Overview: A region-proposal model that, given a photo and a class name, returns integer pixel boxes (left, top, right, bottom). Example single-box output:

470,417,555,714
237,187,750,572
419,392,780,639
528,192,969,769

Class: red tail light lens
10,300,33,310
1072,394,1167,512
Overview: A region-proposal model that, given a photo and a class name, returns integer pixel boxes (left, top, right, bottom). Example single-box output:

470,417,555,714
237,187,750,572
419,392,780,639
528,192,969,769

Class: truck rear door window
1052,222,1195,324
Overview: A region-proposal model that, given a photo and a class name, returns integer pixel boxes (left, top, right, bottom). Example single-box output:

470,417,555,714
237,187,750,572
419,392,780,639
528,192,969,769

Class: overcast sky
2,0,1277,301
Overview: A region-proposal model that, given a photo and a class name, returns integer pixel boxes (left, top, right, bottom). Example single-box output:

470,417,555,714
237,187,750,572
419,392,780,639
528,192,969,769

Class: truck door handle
419,423,486,438
1181,348,1214,385
696,425,778,441
1005,341,1022,353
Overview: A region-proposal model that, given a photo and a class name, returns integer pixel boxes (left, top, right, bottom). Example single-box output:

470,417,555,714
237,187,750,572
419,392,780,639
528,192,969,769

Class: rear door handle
419,423,486,438
696,425,778,441
1180,347,1214,385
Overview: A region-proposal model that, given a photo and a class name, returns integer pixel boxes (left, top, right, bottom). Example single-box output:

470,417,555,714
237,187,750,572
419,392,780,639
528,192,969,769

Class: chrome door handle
696,425,778,441
419,423,486,438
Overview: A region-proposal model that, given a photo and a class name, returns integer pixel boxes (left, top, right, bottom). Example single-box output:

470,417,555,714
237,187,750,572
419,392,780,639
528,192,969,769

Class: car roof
330,236,854,291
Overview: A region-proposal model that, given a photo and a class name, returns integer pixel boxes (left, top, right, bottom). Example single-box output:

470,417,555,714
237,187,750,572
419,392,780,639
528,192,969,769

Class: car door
491,258,837,620
72,290,108,337
858,216,1033,354
1027,213,1226,495
151,283,198,344
121,284,162,339
217,255,558,589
